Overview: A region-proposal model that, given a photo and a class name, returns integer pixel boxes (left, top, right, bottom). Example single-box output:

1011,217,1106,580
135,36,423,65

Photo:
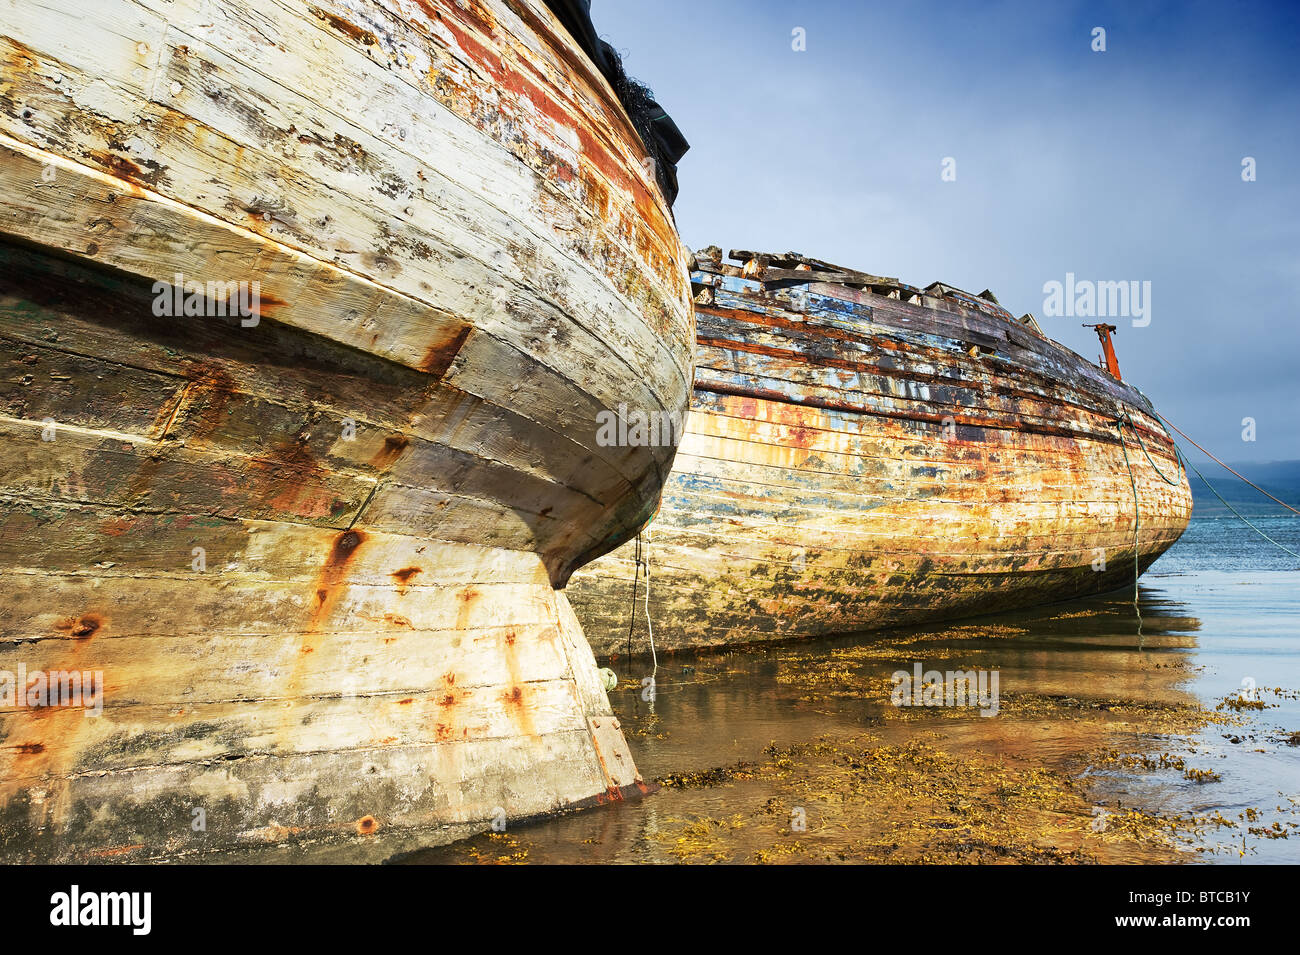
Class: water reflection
402,566,1300,864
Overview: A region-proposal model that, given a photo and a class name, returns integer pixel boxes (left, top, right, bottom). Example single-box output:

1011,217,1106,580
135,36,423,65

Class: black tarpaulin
542,0,688,206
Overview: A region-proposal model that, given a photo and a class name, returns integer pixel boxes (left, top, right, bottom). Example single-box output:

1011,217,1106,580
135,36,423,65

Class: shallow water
405,518,1300,864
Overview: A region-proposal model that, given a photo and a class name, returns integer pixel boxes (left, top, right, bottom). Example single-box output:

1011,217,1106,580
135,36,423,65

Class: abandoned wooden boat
567,248,1193,656
0,0,693,861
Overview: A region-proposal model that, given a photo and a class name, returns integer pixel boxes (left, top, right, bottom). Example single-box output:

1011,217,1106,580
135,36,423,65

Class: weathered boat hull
568,250,1192,656
0,0,692,860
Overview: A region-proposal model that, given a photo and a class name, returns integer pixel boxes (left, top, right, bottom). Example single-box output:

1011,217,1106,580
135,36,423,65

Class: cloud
599,0,1300,460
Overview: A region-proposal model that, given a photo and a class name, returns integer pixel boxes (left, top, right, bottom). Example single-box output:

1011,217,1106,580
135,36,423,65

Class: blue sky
596,0,1299,463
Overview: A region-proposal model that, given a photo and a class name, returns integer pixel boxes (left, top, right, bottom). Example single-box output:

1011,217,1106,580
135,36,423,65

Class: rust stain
260,442,323,512
272,529,369,748
7,610,110,779
243,825,305,842
595,785,626,805
390,565,422,585
85,149,164,188
355,815,379,835
308,6,378,45
307,528,367,632
435,670,465,740
246,292,288,323
85,844,146,858
788,425,814,450
499,628,536,737
453,586,480,631
181,365,238,436
418,325,471,377
457,0,498,34
369,434,410,469
129,366,233,501
242,439,345,520
53,614,103,640
126,364,242,502
2,36,39,75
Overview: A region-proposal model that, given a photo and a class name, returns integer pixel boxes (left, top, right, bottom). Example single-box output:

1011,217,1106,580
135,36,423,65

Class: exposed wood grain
0,0,684,861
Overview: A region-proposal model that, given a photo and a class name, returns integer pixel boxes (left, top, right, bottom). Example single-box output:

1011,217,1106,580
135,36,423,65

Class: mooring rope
643,526,658,678
1117,408,1299,567
1179,453,1300,561
1156,413,1300,516
1118,409,1184,487
625,533,642,660
1114,417,1143,630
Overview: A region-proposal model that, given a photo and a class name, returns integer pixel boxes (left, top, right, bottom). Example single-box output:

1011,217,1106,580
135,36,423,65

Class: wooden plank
0,241,652,512
0,0,672,862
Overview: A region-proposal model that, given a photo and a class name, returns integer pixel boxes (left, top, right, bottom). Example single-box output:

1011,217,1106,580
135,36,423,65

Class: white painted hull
0,0,692,860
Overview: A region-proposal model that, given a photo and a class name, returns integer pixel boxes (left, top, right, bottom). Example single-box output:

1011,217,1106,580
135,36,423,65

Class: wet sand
402,519,1300,864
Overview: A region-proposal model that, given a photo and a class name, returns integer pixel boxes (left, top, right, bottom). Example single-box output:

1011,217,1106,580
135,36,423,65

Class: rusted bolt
71,618,99,637
334,530,362,555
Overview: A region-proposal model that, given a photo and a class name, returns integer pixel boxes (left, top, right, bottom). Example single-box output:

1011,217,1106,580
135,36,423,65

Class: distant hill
1183,459,1300,518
